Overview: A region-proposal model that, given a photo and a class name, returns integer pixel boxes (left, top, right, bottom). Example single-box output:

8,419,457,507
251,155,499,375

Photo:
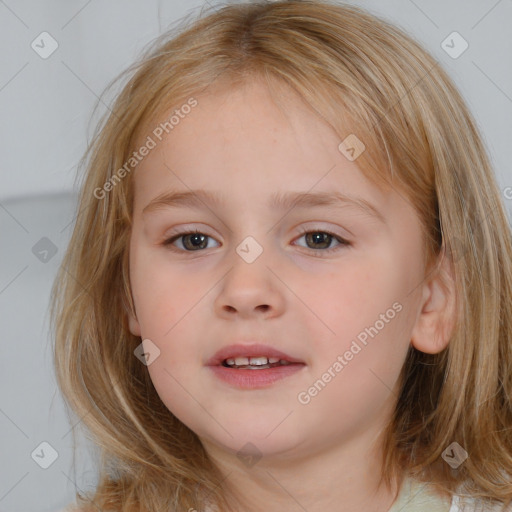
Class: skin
127,76,456,512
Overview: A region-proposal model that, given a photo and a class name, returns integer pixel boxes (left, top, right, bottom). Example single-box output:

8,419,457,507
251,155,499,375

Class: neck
201,424,401,512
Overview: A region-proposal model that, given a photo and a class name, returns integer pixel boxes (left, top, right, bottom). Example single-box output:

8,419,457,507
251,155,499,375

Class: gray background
1,1,511,511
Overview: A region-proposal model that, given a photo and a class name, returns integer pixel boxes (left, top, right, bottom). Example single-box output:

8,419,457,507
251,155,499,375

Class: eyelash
162,227,351,257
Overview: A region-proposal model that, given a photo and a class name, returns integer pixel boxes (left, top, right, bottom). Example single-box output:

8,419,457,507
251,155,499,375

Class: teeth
224,356,291,368
247,356,267,366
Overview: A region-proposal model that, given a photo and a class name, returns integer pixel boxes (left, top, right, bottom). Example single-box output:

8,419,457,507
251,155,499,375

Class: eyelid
162,222,349,240
162,223,214,240
295,224,349,241
162,223,352,256
163,224,346,239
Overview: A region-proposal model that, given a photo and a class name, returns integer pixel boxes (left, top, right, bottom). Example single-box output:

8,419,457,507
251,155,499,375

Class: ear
410,250,457,354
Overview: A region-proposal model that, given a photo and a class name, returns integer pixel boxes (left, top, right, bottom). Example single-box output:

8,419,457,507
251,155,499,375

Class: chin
199,419,306,459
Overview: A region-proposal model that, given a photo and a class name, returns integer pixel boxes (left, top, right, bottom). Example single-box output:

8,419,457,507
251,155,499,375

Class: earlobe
410,252,457,354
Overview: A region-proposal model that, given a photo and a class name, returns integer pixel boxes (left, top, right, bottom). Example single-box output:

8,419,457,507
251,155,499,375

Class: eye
162,227,351,255
163,229,219,252
292,227,351,256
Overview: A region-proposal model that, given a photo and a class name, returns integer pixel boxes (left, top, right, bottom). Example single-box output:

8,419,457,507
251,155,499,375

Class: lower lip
207,364,306,389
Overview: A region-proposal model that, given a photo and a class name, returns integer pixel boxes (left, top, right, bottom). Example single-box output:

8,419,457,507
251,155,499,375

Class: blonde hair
50,1,512,510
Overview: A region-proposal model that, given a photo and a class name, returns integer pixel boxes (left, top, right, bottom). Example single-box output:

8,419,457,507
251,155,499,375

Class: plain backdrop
0,1,511,511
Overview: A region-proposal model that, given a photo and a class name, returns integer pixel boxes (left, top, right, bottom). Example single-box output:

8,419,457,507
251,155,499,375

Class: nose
213,252,286,319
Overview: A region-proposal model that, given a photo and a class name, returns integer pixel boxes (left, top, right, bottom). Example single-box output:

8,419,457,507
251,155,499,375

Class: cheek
129,246,196,334
300,249,414,394
295,275,411,438
302,250,408,339
145,354,204,434
129,247,208,378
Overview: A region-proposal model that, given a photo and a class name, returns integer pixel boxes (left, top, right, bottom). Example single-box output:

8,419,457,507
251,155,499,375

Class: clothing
388,477,511,512
56,478,511,511
388,476,451,511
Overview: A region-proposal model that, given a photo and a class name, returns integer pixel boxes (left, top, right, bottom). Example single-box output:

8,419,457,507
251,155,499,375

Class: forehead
131,79,394,217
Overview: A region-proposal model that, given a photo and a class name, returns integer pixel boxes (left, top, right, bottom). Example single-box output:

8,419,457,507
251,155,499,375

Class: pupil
184,233,207,250
183,232,332,251
307,232,330,249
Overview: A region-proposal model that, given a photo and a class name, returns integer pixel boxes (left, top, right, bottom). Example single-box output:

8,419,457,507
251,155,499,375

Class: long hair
49,1,512,510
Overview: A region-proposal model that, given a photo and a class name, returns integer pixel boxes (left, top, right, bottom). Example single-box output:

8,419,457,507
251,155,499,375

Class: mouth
221,356,300,369
205,343,306,368
206,344,306,389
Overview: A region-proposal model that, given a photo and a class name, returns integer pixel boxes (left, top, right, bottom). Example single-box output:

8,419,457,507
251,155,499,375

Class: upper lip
205,343,305,366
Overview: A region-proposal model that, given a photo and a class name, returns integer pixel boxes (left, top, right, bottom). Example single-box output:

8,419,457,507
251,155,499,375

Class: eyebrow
142,189,385,224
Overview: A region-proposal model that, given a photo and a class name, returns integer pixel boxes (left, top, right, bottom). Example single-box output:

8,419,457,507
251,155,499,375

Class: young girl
50,1,512,511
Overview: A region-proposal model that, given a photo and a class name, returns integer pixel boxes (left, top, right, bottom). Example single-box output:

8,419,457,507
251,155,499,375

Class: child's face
128,78,428,463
